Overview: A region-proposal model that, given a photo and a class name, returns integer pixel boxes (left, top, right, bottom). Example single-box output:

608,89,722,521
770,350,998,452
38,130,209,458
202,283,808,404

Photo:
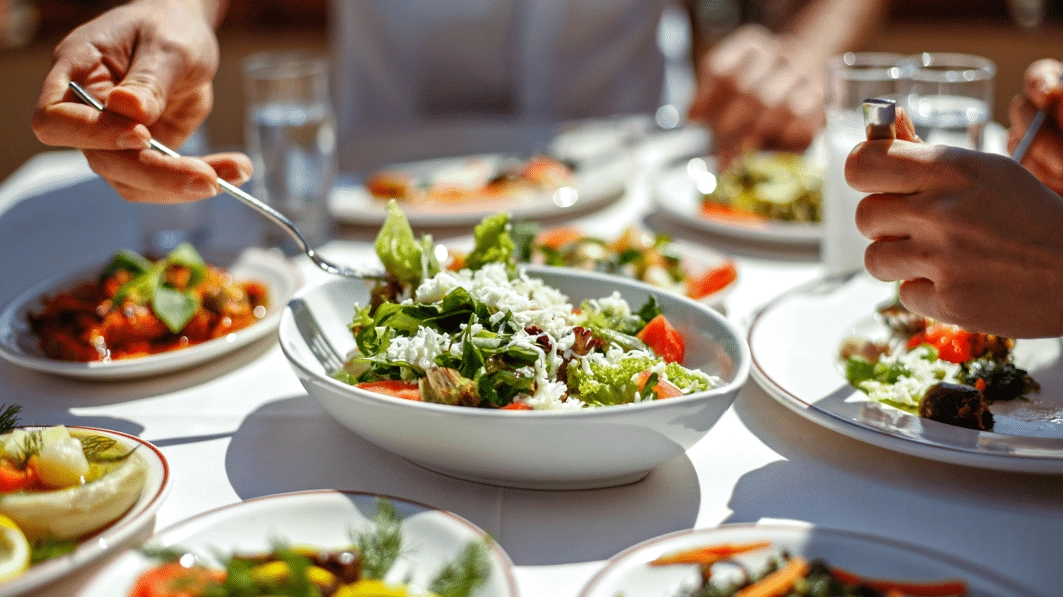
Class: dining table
0,125,1059,597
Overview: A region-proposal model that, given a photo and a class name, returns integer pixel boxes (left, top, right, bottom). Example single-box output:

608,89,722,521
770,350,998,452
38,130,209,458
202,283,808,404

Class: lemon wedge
0,515,30,581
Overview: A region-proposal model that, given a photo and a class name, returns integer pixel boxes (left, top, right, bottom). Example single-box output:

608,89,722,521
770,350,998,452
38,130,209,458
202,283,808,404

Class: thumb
895,106,921,143
105,43,183,126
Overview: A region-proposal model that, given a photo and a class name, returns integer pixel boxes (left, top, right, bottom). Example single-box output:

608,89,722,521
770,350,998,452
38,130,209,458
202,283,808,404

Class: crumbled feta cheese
385,327,451,372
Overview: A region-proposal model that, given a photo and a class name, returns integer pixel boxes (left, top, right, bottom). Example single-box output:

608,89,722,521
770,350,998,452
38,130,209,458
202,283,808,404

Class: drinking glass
902,53,996,151
822,53,913,276
139,127,210,255
243,51,337,252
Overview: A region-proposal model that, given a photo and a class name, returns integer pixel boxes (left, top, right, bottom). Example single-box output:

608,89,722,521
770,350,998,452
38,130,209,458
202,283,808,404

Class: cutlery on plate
289,298,345,374
67,81,387,281
1011,60,1063,163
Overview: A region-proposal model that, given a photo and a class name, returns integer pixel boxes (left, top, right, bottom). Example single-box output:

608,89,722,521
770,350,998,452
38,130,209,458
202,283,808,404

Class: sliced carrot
635,371,684,399
636,314,685,364
534,227,584,250
831,566,968,596
686,261,738,299
356,380,422,401
501,403,534,411
734,556,809,597
650,541,771,566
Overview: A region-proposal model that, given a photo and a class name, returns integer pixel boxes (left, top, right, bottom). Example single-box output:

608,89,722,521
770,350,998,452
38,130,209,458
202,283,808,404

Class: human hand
688,25,824,167
32,0,250,203
847,108,1063,338
1008,58,1063,196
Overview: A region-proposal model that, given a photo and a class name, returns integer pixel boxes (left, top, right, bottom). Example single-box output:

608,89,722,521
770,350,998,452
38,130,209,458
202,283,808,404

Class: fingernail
187,177,217,197
117,130,149,150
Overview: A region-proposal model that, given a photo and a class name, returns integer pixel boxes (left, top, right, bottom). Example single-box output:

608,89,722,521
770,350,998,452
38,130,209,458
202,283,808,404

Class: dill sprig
357,498,403,580
13,430,41,470
79,435,117,459
429,538,492,597
0,404,21,435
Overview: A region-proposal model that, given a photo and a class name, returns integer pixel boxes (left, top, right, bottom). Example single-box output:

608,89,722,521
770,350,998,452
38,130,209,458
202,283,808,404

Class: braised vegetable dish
367,156,573,204
29,244,268,362
701,152,822,223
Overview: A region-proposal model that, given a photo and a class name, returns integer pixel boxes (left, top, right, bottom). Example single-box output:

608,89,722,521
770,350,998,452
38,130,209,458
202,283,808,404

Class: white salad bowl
278,265,750,490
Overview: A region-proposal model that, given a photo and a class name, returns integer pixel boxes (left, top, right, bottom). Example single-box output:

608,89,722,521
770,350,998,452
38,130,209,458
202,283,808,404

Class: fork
289,298,345,374
67,81,387,281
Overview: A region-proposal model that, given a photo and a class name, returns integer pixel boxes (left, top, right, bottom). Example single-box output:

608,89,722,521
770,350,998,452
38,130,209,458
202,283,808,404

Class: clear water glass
243,51,337,253
140,127,210,255
902,53,996,151
822,53,914,276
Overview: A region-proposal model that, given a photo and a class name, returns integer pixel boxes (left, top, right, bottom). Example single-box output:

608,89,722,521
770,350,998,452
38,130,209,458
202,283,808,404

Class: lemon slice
0,515,30,581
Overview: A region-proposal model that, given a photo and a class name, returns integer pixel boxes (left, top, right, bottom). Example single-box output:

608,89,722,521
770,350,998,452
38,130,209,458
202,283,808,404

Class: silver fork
68,81,387,281
289,298,345,374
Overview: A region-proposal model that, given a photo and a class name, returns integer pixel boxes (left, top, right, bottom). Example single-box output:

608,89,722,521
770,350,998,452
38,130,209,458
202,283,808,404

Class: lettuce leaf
465,212,515,270
375,200,438,286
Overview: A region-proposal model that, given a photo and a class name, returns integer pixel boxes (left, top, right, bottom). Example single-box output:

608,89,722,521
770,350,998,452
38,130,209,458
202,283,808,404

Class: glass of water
902,53,996,151
242,51,337,252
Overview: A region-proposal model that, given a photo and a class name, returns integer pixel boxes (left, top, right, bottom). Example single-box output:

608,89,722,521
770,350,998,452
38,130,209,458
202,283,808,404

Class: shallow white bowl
279,265,749,490
0,248,302,380
76,490,517,597
1,427,169,596
579,524,1036,597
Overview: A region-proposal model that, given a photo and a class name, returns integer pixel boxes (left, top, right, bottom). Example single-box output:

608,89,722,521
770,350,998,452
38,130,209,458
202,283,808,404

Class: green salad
332,202,720,410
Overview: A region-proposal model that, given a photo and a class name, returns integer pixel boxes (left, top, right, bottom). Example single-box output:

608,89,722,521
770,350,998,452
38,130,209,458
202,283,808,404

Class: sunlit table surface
0,135,1058,597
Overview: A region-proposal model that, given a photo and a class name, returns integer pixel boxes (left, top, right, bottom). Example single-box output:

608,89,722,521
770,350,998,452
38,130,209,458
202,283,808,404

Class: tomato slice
0,463,37,493
534,227,584,250
635,371,683,399
907,323,972,363
500,402,534,411
636,315,685,364
129,562,225,597
686,261,738,299
356,380,422,401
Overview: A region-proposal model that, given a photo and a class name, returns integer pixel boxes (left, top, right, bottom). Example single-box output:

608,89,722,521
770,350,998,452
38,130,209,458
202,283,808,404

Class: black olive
919,382,993,431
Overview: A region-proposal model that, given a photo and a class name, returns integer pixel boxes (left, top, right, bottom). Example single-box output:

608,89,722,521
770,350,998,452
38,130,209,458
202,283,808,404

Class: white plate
2,427,169,596
653,166,822,245
330,152,632,227
280,265,749,489
0,247,303,380
748,273,1063,473
578,524,1036,597
76,490,518,597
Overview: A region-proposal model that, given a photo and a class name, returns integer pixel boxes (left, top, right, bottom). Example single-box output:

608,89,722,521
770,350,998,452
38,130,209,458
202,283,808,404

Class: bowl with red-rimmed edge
0,426,169,596
278,264,749,490
74,489,518,597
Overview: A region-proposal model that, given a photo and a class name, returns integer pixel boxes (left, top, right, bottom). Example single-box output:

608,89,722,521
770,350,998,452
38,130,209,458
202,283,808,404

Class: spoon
67,81,387,281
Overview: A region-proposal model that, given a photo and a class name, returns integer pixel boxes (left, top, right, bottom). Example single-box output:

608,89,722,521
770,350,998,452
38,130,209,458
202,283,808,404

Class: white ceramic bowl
279,265,749,490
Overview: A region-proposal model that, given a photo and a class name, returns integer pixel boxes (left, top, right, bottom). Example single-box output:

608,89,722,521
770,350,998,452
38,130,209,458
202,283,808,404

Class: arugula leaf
99,249,152,280
359,497,403,579
636,296,662,325
375,200,428,286
638,372,659,401
152,285,201,334
511,220,540,263
466,212,515,270
31,537,78,565
429,539,492,597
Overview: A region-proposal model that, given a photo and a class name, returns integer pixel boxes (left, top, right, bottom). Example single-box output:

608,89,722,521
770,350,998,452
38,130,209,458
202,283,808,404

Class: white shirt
330,0,667,171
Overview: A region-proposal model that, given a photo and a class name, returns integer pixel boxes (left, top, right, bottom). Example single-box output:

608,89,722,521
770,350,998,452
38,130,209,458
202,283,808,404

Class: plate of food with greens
76,490,516,597
0,244,302,379
279,201,748,489
0,405,170,596
748,272,1063,473
654,152,822,245
578,523,1036,597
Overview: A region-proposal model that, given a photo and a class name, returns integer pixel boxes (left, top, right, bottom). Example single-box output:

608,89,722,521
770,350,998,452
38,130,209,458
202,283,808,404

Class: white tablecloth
0,144,1058,597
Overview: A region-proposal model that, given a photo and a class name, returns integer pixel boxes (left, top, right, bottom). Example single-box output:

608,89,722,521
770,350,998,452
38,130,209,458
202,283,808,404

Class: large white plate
76,490,518,597
748,272,1063,473
2,427,169,596
578,524,1036,597
0,247,303,380
330,151,632,227
653,165,822,245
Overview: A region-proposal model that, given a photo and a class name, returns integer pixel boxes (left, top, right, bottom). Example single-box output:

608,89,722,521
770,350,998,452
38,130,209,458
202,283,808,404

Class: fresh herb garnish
429,538,492,597
375,200,440,287
465,212,515,271
108,243,209,334
0,404,21,435
358,497,402,580
30,537,79,565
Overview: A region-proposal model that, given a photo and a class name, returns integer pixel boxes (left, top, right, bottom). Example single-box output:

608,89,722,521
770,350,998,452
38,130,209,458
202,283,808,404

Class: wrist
131,0,221,28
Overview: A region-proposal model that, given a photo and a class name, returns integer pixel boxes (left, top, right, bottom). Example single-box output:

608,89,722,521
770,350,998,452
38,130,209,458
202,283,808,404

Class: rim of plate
577,523,1038,597
746,273,1063,471
652,166,822,244
280,263,751,419
80,489,519,597
1,426,170,596
0,249,302,379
